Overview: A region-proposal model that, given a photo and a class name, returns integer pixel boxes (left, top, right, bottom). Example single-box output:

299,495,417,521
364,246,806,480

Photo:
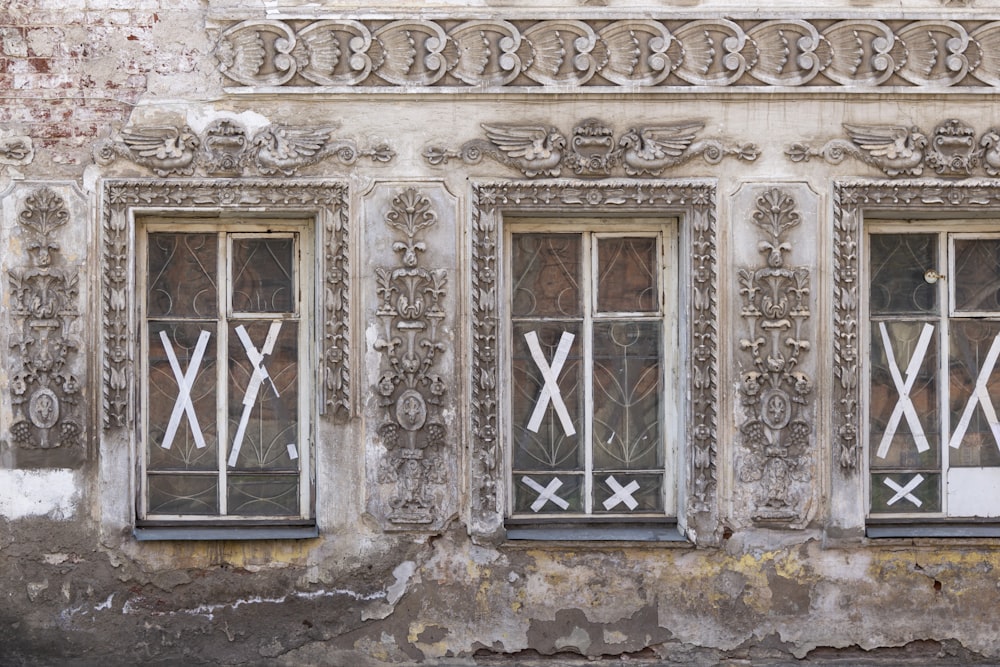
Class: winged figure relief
620,122,704,176
250,126,337,175
118,126,200,176
843,123,928,176
480,123,566,177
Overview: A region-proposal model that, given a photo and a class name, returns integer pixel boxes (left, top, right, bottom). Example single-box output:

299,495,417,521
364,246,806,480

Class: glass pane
232,237,295,313
949,320,1000,467
147,233,218,318
513,473,582,514
511,321,582,471
592,321,662,470
593,473,663,513
147,321,218,471
597,237,657,312
147,474,218,515
870,472,940,514
869,321,940,469
227,475,299,516
227,320,299,471
511,234,581,318
869,233,937,316
954,238,1000,312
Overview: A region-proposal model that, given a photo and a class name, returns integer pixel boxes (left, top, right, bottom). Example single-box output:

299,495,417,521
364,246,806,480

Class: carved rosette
373,188,449,528
95,119,394,177
7,188,82,452
101,179,350,429
787,118,1000,178
217,17,1000,91
470,180,718,543
737,189,813,525
424,118,757,179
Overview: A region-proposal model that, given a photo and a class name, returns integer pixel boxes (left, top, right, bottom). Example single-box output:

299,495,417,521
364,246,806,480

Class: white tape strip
884,474,925,508
159,329,211,450
229,321,283,468
875,322,933,459
286,443,298,460
949,331,1000,452
525,330,576,437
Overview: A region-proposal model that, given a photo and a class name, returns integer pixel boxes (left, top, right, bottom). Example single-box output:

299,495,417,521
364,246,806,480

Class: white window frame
137,220,313,524
864,220,1000,521
503,219,679,520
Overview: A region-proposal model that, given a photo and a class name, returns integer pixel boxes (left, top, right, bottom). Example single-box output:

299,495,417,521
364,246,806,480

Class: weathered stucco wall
5,0,1000,665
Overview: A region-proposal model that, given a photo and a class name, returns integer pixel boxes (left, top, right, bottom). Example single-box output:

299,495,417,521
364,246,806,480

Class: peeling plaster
0,469,79,519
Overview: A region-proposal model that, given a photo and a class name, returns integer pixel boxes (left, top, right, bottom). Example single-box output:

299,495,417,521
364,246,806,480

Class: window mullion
941,232,952,516
218,232,229,517
583,232,595,516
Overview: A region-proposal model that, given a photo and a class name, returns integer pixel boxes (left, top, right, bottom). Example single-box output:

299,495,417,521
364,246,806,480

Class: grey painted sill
504,519,685,542
134,522,318,541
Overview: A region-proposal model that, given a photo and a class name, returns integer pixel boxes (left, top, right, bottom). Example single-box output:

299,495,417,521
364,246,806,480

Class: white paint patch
0,469,79,519
948,467,1000,517
387,561,416,606
286,443,298,460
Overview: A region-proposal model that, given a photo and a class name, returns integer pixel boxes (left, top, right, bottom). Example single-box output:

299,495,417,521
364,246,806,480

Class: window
867,223,1000,519
505,220,678,525
137,220,312,528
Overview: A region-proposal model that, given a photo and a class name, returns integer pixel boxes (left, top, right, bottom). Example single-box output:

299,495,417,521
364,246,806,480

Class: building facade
4,0,1000,663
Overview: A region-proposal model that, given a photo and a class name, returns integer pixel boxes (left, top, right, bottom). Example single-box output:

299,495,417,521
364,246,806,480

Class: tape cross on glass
229,321,283,468
524,330,576,437
876,322,934,459
949,331,1000,452
159,329,211,450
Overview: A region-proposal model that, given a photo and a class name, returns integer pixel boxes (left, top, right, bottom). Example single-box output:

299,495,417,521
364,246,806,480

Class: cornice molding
215,16,1000,92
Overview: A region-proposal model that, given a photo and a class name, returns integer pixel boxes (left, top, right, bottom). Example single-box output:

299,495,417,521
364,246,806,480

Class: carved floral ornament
101,179,350,430
788,119,1000,178
737,189,813,526
8,188,83,451
373,188,450,529
95,119,394,177
424,119,758,178
217,17,1000,91
469,180,718,543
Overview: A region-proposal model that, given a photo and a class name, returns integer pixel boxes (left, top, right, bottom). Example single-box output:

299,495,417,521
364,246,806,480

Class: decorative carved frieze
469,180,718,543
788,119,1000,178
425,119,758,178
737,188,813,526
7,188,83,452
832,181,1000,472
372,188,449,528
95,119,394,177
216,17,1000,91
0,135,33,166
101,179,350,429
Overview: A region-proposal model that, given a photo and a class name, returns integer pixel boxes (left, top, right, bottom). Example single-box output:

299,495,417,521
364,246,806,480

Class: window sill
867,519,1000,539
504,518,686,543
134,521,318,541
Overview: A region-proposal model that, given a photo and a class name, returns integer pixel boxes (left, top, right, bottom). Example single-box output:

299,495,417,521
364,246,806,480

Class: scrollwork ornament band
469,180,718,543
101,179,350,430
217,17,1000,92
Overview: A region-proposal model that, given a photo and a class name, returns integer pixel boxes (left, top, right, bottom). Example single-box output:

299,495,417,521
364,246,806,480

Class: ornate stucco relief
469,180,718,544
789,119,1000,178
6,188,84,464
0,135,33,167
101,179,350,430
424,119,758,178
735,187,815,528
96,119,394,177
832,181,1000,473
216,17,1000,91
370,188,450,530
